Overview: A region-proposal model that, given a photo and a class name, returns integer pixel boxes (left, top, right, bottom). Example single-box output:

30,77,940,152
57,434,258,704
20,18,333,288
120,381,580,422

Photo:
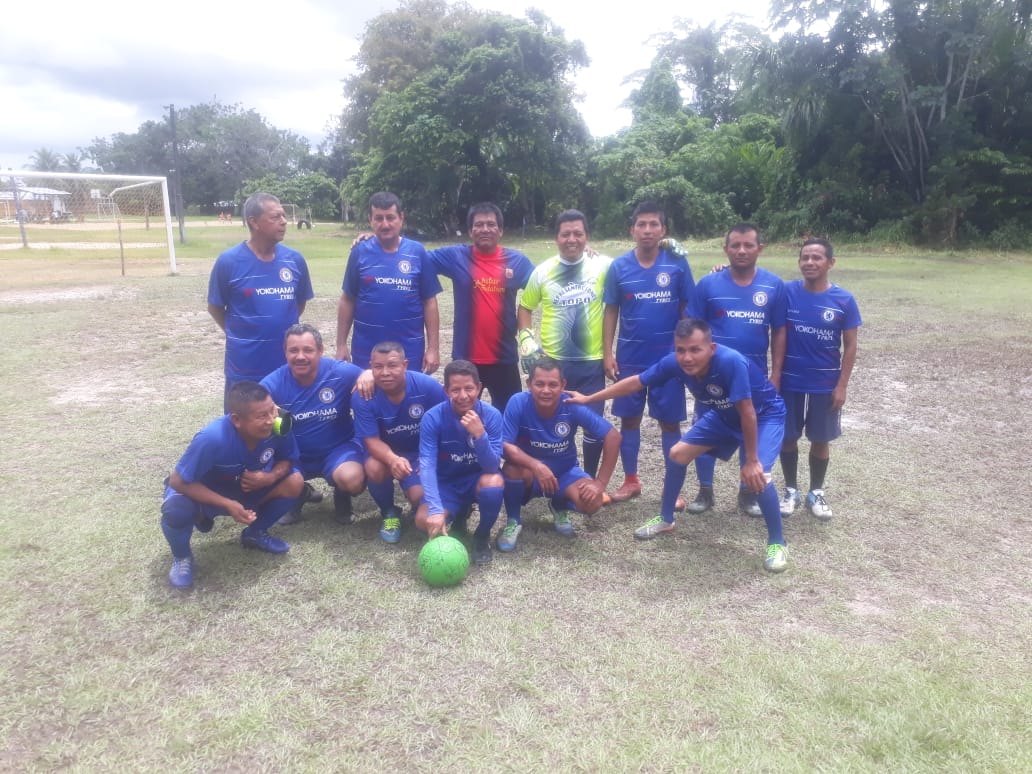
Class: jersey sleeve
207,254,230,307
418,408,445,515
352,394,379,441
342,244,362,297
639,353,680,388
602,262,621,305
844,294,863,329
510,250,535,288
570,402,614,441
520,267,542,310
501,397,523,443
416,245,443,300
273,432,301,465
769,277,787,328
427,245,462,279
295,254,315,303
726,356,754,405
174,426,220,484
473,404,503,472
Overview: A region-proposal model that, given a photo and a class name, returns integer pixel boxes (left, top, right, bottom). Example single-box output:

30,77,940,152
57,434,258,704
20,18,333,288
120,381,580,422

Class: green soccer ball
418,536,470,588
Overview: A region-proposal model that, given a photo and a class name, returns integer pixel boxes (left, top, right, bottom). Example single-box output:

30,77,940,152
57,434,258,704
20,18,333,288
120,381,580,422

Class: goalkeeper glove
659,237,689,261
517,328,544,375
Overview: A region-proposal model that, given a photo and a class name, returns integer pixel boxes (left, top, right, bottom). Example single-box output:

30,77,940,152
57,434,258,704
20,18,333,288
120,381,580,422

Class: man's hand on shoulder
351,231,374,249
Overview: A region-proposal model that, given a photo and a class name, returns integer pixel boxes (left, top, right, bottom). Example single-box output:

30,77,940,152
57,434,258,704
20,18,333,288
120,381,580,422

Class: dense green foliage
63,0,1032,245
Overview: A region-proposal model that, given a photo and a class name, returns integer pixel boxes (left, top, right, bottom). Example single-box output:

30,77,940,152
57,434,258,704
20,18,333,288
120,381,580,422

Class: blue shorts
438,473,481,521
162,473,300,521
395,452,422,493
681,411,784,471
526,466,591,501
782,391,842,443
299,438,366,484
612,363,687,423
558,359,605,416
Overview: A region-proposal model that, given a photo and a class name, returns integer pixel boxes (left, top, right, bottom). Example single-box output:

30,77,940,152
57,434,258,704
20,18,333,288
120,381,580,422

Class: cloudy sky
0,0,770,172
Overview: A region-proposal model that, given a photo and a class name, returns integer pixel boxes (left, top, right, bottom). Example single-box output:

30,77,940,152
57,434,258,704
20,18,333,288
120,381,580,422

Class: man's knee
333,462,366,494
161,491,198,529
282,471,305,498
364,457,390,483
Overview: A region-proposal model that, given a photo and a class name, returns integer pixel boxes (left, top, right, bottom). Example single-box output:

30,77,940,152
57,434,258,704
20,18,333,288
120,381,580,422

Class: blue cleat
168,555,194,588
240,528,289,554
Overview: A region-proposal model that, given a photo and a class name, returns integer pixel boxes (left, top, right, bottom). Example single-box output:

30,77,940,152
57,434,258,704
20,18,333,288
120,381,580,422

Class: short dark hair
444,359,480,389
227,381,271,415
371,340,406,357
555,209,589,235
466,202,504,232
674,317,712,340
530,356,564,380
631,201,666,227
369,191,403,214
800,237,834,260
284,322,323,348
725,222,762,245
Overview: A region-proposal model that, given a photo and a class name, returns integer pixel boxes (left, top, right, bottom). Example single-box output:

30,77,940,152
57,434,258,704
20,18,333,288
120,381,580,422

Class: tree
86,102,312,209
336,0,591,234
29,148,63,172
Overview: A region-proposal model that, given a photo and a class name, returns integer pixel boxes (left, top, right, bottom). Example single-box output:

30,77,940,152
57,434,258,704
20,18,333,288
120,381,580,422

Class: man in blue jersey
570,318,789,573
498,357,620,552
208,192,314,407
160,381,304,588
353,340,447,544
336,192,442,373
603,201,695,505
686,223,786,517
261,324,366,526
517,209,611,477
772,239,861,520
428,202,535,411
415,360,505,566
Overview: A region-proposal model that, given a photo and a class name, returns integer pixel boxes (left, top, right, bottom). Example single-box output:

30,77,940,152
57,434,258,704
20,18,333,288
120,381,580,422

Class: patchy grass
0,225,1029,771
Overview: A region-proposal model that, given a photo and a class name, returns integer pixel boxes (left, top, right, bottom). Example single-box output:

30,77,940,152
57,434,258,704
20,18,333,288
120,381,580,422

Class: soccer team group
160,191,861,588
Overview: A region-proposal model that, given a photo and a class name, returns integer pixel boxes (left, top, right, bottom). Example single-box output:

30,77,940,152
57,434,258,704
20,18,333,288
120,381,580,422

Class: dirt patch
0,285,135,305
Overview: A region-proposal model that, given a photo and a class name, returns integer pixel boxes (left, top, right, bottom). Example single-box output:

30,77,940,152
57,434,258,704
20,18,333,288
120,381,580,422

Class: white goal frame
2,171,177,274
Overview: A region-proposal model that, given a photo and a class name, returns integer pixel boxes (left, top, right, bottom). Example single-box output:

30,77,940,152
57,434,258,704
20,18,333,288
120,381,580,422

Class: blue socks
367,478,396,513
503,478,525,524
475,486,504,539
660,430,686,522
619,427,641,476
757,482,784,545
695,453,716,488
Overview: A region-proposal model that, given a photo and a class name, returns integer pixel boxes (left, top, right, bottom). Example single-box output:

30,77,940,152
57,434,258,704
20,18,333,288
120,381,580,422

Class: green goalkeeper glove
517,328,544,375
659,237,689,261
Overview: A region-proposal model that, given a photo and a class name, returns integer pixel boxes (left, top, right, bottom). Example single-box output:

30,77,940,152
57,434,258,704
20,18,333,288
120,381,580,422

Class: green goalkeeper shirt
520,254,611,361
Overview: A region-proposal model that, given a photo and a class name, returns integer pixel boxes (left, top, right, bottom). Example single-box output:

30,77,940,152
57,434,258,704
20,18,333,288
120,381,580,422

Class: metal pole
9,176,28,247
168,104,186,244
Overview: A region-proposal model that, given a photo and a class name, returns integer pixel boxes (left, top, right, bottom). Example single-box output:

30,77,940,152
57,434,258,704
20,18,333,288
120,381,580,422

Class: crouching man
160,381,303,588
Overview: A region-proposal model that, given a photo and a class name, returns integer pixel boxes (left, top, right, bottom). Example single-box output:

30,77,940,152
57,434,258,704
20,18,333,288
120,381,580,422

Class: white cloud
0,0,769,170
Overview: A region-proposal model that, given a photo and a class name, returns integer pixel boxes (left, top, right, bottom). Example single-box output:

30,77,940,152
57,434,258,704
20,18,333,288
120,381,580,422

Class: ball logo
398,260,412,274
706,384,724,397
319,388,335,404
554,421,571,437
753,291,769,307
505,267,514,279
656,272,671,287
822,309,836,323
279,268,293,283
260,448,275,464
408,403,424,419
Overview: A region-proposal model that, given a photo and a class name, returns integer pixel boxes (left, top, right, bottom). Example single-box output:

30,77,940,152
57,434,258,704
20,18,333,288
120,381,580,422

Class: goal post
1,171,177,274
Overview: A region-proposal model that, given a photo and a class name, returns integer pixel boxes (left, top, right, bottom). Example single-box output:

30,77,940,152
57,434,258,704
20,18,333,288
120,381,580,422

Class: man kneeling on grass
498,357,620,552
569,318,789,573
160,381,303,588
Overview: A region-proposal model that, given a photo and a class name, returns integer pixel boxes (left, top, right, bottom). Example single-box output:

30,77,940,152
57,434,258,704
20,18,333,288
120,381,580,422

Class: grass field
1,221,1030,772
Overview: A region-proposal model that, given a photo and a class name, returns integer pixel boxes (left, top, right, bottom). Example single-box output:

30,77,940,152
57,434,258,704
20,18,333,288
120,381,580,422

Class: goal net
0,171,177,275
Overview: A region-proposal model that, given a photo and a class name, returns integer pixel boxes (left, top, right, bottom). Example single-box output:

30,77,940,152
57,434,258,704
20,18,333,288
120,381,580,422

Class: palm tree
29,147,63,171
